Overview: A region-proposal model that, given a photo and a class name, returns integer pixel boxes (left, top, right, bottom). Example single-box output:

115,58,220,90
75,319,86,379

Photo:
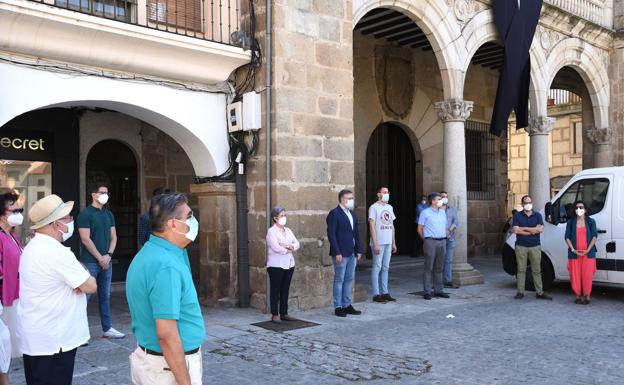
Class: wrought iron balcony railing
28,0,240,45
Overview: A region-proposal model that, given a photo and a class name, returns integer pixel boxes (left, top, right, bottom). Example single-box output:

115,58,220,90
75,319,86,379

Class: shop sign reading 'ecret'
0,130,54,161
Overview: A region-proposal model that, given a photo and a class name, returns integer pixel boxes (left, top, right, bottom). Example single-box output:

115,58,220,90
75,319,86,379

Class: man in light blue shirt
126,193,205,385
413,195,429,257
440,191,459,288
417,192,449,300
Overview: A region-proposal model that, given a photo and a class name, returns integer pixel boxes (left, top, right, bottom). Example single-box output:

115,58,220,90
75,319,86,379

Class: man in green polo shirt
77,183,125,339
126,193,205,385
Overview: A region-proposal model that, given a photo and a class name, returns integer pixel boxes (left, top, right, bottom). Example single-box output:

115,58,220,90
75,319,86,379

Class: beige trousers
129,347,202,385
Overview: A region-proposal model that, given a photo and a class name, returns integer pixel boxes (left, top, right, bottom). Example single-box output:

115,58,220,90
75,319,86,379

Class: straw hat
29,194,74,229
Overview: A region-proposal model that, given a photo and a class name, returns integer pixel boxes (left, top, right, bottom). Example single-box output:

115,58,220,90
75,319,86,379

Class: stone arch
460,9,499,74
460,8,550,119
544,38,609,130
353,0,464,99
0,61,229,176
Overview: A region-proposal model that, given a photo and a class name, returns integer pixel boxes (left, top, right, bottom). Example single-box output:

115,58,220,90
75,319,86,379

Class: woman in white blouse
266,206,300,323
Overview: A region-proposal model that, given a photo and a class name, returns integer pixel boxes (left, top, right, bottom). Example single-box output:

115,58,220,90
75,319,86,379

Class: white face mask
97,194,109,205
346,199,355,210
421,200,427,205
381,193,390,203
277,217,287,226
441,197,449,205
576,208,585,217
7,212,23,227
58,221,74,242
436,199,444,208
523,204,533,212
175,216,199,242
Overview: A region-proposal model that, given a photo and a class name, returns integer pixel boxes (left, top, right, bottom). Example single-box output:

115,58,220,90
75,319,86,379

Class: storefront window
0,160,52,243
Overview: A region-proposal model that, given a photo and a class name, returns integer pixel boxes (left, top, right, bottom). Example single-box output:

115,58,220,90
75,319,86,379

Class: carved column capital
434,99,474,122
524,116,555,136
586,127,613,145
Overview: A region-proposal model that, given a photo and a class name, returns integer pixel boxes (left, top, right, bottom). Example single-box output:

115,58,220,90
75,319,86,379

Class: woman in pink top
0,192,24,361
266,206,300,323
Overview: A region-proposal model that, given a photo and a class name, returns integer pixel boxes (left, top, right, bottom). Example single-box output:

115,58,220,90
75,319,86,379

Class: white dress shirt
341,206,354,229
18,233,91,355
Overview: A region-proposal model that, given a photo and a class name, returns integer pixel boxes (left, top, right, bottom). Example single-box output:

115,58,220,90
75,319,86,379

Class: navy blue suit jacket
326,205,362,258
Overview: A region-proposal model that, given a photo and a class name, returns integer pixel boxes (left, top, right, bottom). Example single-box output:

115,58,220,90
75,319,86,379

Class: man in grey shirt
440,191,459,288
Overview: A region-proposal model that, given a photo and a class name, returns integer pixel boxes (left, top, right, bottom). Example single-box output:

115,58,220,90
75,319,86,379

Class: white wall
0,61,230,176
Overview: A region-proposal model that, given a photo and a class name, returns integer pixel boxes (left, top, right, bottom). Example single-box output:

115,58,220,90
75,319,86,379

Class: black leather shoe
423,293,432,300
434,292,450,298
382,294,396,302
334,307,347,317
536,293,553,300
444,282,460,289
344,305,361,315
372,295,387,303
514,293,524,299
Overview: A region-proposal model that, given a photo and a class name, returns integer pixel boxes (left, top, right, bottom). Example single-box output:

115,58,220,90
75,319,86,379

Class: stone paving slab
7,256,624,384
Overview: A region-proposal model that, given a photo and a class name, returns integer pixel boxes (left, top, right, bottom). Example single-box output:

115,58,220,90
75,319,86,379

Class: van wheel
524,254,555,292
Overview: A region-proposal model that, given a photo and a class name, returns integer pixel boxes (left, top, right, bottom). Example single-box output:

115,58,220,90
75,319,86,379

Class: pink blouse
266,225,300,269
0,229,22,306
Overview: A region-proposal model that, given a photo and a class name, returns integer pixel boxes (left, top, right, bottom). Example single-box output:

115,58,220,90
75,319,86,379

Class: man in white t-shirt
18,194,96,385
368,186,397,303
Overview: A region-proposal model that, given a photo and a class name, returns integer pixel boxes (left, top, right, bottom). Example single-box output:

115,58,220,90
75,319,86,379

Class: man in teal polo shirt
77,183,125,339
126,193,205,385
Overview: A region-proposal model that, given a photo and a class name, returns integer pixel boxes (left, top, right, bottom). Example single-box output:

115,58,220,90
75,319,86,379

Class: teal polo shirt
76,205,115,263
126,235,205,353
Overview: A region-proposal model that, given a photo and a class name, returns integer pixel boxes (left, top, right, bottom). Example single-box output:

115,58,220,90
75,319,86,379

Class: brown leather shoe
372,295,387,303
382,294,397,302
280,314,296,321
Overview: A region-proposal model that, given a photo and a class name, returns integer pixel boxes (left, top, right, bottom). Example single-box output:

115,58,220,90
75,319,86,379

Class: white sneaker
103,327,125,339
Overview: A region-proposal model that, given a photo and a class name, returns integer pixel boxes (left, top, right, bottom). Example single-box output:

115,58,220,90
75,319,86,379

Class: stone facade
508,102,584,209
245,0,355,310
232,0,622,312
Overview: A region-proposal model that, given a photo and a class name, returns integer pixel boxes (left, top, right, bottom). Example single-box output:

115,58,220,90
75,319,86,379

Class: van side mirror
544,202,553,223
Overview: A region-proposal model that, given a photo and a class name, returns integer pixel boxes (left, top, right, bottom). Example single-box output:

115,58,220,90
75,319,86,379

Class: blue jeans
85,262,112,332
444,239,456,284
371,244,392,296
333,254,356,309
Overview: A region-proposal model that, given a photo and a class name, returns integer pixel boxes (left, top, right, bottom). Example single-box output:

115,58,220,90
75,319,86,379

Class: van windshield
553,178,609,223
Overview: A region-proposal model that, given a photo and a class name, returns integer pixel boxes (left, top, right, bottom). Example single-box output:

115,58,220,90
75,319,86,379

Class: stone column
190,182,238,306
434,99,484,285
525,116,555,212
586,127,614,168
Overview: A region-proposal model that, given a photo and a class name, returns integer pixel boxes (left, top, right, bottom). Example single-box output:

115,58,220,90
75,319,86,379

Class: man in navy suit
326,189,363,317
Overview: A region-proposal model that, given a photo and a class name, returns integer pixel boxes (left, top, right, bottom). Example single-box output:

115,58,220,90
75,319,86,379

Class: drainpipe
236,157,250,307
265,0,272,309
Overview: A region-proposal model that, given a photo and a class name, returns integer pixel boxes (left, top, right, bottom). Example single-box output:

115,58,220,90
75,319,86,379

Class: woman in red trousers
564,200,598,305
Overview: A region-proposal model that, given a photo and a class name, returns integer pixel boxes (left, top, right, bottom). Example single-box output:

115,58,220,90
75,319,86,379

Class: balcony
28,0,239,44
0,0,250,84
544,0,612,29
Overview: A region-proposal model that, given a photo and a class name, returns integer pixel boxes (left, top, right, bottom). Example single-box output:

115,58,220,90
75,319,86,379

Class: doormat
251,319,319,333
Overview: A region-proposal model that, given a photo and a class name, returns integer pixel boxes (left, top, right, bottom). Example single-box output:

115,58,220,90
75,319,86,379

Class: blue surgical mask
176,216,199,242
346,199,355,210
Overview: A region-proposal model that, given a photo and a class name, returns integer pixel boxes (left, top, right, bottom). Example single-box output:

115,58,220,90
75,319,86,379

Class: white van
502,167,621,290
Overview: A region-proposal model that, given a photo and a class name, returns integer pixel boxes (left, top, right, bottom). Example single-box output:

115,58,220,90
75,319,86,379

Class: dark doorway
86,140,138,282
366,123,416,255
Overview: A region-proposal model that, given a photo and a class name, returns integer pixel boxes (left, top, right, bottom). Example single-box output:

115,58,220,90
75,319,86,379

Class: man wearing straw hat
17,194,96,385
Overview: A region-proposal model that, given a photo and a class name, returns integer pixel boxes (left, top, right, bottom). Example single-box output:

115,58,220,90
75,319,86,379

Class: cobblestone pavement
8,256,624,384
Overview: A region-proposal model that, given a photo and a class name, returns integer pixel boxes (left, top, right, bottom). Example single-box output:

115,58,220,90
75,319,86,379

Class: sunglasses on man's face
8,208,23,214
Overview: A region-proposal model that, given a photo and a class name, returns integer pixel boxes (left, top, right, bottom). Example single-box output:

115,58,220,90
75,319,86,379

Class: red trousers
568,256,596,297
